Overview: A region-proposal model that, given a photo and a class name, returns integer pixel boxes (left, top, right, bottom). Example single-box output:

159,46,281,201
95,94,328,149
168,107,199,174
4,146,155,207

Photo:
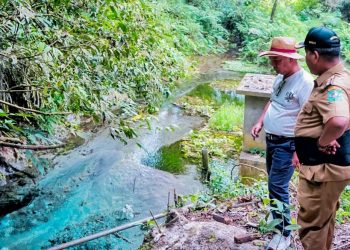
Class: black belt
266,133,293,141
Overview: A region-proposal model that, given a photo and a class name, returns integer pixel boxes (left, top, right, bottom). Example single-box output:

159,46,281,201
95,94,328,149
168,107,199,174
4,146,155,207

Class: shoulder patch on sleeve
327,87,345,103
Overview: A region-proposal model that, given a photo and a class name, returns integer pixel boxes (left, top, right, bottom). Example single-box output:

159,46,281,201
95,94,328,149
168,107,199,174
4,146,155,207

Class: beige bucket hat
259,37,304,59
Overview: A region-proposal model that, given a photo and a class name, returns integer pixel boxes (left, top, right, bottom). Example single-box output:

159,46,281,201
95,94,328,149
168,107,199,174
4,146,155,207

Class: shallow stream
0,62,244,250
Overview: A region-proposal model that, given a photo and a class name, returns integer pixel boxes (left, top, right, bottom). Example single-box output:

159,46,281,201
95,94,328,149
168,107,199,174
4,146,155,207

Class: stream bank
0,53,248,249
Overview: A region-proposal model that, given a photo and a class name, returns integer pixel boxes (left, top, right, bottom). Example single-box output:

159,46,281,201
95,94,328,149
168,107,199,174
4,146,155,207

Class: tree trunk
270,0,278,22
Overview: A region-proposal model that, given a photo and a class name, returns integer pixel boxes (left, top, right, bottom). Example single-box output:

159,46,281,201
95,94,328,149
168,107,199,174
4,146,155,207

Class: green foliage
212,0,350,64
209,102,244,132
3,0,350,143
247,147,267,158
158,0,229,55
176,95,215,117
258,217,283,234
337,186,350,223
0,0,230,140
259,198,300,235
293,0,323,12
141,142,186,174
176,81,244,118
0,172,6,182
209,79,242,92
0,0,184,136
25,150,51,175
228,1,309,63
209,163,268,199
339,0,350,22
179,80,243,162
2,0,350,142
181,128,242,162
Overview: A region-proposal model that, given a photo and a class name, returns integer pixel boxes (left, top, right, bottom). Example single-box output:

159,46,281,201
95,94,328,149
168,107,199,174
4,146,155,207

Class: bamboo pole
150,210,162,233
0,137,22,143
48,212,167,250
0,99,71,115
0,141,64,150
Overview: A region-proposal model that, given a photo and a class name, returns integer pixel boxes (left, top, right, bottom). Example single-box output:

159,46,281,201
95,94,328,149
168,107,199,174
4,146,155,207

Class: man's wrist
317,138,327,150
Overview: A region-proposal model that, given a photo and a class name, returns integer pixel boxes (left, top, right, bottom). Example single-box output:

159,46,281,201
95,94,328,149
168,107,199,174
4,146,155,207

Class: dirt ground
141,53,350,250
142,195,350,250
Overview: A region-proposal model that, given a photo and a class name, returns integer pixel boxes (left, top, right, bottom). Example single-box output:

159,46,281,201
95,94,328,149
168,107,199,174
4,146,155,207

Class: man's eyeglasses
275,80,286,96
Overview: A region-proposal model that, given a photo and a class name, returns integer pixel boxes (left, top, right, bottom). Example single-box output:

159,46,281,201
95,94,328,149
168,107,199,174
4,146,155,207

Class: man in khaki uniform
295,27,350,250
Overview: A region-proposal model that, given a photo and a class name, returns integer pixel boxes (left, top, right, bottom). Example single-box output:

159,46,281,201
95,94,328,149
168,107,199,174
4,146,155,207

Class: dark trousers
266,138,295,236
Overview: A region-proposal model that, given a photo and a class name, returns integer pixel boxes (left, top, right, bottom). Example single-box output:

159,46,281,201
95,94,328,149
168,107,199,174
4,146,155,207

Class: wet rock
0,147,40,217
0,184,38,216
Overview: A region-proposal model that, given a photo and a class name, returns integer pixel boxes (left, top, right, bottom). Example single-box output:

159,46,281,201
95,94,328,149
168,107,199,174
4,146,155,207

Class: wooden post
174,189,178,207
150,210,162,233
201,148,209,181
167,191,170,212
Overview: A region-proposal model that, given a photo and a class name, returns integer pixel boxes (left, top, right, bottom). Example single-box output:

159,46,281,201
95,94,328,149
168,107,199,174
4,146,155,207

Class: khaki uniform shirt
295,63,350,182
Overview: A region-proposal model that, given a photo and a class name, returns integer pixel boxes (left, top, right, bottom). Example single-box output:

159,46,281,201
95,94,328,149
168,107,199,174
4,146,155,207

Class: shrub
0,0,229,139
339,0,350,22
209,102,244,132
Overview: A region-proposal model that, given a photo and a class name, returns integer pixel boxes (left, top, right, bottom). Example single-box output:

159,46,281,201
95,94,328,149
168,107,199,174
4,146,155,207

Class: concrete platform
239,151,266,180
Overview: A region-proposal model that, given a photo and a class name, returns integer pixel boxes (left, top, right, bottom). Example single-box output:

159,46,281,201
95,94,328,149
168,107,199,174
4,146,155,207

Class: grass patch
176,95,215,117
209,102,244,132
141,142,186,174
210,79,242,92
209,163,268,199
181,127,242,163
223,60,272,74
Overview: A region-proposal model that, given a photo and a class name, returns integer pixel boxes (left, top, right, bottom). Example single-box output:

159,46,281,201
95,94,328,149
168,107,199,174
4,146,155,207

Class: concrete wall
242,95,269,151
236,73,275,179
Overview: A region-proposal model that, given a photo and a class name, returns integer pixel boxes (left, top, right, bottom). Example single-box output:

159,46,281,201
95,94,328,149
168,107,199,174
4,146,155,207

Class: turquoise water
0,70,244,249
0,106,204,249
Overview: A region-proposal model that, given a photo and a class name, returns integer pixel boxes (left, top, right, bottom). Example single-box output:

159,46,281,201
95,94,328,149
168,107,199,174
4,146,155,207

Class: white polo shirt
264,69,314,137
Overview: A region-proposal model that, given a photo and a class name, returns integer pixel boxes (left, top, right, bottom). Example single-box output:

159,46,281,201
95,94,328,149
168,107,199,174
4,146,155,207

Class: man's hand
251,122,263,140
292,152,300,169
317,116,348,155
317,139,340,155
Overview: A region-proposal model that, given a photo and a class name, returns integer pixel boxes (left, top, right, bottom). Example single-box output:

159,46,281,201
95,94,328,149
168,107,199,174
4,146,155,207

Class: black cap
297,27,340,49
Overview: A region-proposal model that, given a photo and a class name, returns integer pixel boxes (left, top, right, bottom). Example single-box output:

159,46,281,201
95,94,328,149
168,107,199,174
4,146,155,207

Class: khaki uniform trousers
297,176,349,250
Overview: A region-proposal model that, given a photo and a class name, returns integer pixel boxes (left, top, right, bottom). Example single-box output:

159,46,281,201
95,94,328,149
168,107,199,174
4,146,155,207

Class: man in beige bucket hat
259,37,304,59
251,37,313,250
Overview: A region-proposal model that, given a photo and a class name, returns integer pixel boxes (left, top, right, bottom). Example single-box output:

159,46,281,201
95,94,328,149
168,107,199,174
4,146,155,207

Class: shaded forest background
0,0,350,141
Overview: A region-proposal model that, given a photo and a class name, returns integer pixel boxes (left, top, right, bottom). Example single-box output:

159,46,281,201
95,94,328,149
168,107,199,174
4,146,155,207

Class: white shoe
267,234,291,250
